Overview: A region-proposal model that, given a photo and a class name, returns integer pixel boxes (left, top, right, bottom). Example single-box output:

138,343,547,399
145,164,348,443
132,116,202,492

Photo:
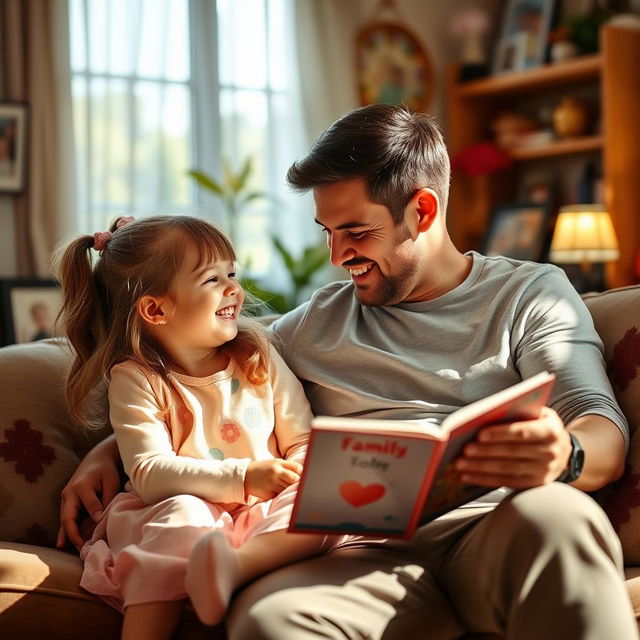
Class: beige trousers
227,483,638,640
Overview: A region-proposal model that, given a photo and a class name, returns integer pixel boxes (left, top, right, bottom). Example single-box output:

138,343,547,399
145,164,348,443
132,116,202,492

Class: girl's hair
54,215,270,428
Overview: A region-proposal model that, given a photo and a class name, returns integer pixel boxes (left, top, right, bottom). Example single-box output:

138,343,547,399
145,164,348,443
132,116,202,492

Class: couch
1,285,640,639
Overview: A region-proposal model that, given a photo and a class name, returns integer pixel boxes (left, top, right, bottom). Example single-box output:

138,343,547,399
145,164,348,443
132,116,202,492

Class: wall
0,199,17,276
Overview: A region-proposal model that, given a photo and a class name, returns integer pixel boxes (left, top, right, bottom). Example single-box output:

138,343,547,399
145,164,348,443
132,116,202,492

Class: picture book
289,371,555,539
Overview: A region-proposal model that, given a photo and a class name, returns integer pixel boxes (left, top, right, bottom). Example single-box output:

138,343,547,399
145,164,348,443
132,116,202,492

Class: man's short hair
287,104,451,224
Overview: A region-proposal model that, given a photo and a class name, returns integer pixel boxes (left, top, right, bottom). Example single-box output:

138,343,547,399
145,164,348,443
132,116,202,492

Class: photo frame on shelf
0,279,62,346
0,102,28,193
482,202,552,262
493,0,557,74
355,22,434,112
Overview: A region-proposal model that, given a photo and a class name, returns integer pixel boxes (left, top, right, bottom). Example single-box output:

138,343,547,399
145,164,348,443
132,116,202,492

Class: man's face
314,179,422,306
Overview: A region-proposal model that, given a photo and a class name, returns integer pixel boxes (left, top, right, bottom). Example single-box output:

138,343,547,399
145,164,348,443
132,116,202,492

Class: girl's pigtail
55,236,108,425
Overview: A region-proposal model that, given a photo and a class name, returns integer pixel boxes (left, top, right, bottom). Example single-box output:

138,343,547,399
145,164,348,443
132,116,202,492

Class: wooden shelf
455,55,602,98
510,135,604,160
447,24,640,287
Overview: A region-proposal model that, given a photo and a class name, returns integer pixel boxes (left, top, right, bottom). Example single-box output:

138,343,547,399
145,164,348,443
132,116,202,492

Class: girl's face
161,241,244,351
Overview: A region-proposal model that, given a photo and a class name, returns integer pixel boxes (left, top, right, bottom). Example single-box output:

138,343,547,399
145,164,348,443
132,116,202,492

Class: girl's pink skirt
80,484,298,611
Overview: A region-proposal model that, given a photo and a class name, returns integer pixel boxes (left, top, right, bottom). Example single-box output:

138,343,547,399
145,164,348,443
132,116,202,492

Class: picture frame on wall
0,279,62,346
355,22,434,112
493,0,557,74
482,202,552,262
0,102,28,193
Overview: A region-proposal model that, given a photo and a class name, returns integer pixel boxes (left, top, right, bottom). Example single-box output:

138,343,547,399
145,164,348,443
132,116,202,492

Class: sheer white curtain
293,0,359,142
69,0,318,290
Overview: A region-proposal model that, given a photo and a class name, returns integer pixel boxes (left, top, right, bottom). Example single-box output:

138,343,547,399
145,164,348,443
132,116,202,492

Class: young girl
56,215,330,639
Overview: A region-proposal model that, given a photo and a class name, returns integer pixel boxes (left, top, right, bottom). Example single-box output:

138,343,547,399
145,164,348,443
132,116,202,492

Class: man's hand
245,459,302,501
57,449,121,551
455,407,573,489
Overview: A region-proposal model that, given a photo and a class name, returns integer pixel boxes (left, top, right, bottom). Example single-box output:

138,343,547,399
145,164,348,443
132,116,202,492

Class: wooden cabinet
446,24,640,288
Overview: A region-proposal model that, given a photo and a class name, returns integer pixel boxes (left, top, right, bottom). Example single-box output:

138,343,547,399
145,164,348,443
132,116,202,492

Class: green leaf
239,191,268,208
222,158,239,192
241,278,290,314
272,235,296,273
188,170,224,196
298,245,329,283
237,158,253,192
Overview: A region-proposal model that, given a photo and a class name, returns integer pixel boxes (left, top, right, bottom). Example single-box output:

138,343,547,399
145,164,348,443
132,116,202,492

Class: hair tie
93,231,113,252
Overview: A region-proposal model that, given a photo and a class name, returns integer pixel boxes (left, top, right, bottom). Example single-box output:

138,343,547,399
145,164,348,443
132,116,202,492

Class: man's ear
137,295,170,326
405,188,439,237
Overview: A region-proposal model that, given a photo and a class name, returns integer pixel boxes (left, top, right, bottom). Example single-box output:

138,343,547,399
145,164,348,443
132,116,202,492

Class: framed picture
0,102,28,193
355,22,434,112
0,279,62,346
493,0,557,74
482,202,552,262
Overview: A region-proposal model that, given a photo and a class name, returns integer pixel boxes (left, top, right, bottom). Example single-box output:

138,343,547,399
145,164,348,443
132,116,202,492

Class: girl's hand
245,459,302,501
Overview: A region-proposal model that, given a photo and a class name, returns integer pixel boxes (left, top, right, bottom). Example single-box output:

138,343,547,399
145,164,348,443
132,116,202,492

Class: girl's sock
185,531,240,625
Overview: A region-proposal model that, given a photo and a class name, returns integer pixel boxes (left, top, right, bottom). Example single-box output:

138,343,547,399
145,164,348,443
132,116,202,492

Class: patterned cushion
0,340,109,547
583,285,640,564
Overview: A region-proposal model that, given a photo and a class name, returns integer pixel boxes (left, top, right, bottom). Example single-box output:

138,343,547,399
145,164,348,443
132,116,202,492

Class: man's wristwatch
556,432,585,483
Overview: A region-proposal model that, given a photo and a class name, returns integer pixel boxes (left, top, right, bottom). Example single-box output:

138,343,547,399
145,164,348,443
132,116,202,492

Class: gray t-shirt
270,252,628,449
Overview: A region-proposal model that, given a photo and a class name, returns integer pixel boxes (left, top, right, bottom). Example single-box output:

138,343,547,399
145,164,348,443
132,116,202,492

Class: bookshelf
446,24,640,288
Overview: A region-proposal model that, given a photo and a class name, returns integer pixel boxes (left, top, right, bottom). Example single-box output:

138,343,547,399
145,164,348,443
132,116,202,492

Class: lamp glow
549,205,620,267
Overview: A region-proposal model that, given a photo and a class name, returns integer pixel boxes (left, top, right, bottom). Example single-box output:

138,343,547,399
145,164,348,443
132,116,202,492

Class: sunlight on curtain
69,0,191,235
69,0,316,288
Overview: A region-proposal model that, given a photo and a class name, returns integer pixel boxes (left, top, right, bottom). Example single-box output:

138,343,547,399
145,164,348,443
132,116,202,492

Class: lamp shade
549,205,620,264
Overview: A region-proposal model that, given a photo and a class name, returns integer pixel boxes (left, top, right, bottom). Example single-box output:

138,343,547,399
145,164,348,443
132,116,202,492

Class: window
69,0,312,285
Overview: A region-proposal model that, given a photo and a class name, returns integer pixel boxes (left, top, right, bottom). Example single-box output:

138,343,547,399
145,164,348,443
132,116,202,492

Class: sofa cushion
0,340,109,547
0,542,217,639
583,285,640,564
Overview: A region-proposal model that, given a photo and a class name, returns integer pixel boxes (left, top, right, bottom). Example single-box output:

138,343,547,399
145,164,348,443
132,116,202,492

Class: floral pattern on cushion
608,327,640,392
0,339,111,548
0,418,56,482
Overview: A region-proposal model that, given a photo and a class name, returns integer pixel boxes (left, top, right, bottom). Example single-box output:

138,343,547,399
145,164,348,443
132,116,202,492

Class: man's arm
455,410,625,492
57,433,122,550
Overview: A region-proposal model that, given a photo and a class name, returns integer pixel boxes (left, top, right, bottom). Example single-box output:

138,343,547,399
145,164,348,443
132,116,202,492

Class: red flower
451,142,512,177
220,421,241,444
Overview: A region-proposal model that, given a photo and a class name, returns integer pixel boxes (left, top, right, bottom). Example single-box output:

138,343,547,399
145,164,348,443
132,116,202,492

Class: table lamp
549,204,620,292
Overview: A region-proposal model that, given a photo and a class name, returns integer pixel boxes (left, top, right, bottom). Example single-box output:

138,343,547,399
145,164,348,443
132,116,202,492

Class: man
60,105,637,638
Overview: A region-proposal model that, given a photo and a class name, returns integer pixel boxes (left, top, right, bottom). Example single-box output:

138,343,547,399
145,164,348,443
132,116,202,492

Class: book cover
289,372,555,539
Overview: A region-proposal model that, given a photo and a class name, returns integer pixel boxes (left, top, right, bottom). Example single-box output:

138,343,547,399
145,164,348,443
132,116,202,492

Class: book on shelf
289,371,555,539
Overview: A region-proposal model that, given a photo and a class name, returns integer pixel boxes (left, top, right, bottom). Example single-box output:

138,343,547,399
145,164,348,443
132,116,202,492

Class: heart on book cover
339,481,386,507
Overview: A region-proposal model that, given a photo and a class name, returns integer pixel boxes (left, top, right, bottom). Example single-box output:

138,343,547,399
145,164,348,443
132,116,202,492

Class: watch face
569,434,585,480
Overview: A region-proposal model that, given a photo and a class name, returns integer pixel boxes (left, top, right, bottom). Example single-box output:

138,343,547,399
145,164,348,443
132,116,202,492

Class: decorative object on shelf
355,0,434,111
0,280,62,346
550,39,580,63
552,96,591,138
549,204,620,291
490,111,539,151
493,0,558,74
566,5,612,54
0,102,28,194
450,6,491,82
482,202,552,261
482,202,552,262
451,141,513,177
